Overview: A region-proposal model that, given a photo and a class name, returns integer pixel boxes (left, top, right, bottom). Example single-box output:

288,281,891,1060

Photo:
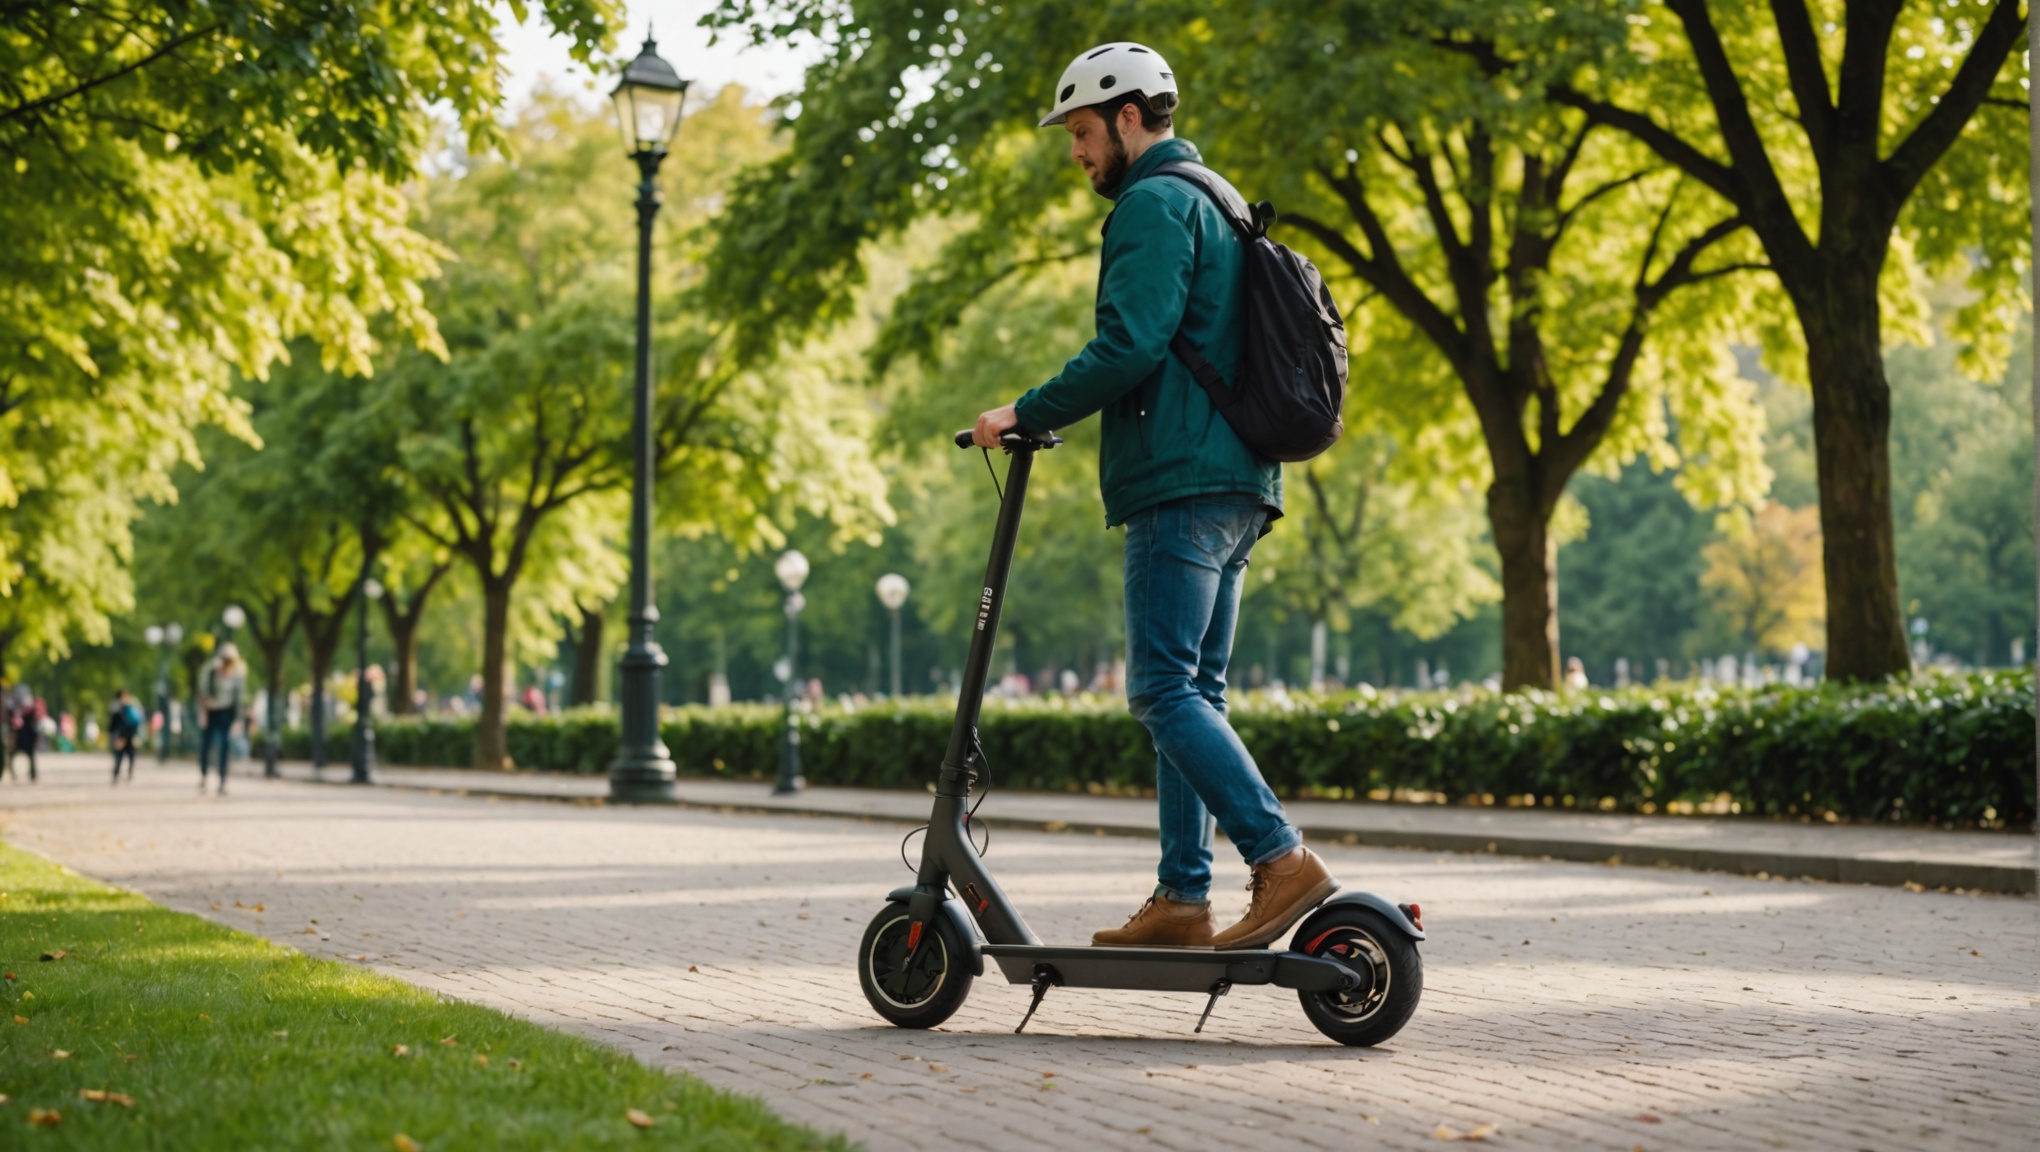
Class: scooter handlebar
954,428,1062,450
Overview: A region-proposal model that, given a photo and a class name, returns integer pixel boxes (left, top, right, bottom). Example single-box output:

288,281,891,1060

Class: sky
493,1,822,112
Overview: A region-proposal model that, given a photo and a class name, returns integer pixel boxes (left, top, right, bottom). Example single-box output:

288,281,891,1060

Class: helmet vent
1099,75,1115,89
1128,46,1150,53
1060,84,1075,101
1087,46,1115,59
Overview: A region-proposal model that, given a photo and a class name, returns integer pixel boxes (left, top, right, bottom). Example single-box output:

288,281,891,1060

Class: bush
285,671,2035,828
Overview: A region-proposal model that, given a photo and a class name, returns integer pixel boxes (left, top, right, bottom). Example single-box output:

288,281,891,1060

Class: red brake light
1402,903,1423,930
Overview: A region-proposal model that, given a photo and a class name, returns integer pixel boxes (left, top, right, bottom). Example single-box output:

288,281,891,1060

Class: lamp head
774,549,810,592
364,578,385,602
221,603,247,630
875,572,910,610
145,625,164,646
611,34,689,157
165,623,184,644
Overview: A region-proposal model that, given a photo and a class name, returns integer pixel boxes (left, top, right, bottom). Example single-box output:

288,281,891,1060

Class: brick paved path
5,754,2036,1151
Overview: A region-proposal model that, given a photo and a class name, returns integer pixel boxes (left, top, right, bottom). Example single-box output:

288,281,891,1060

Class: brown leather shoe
1211,847,1339,950
1091,895,1215,948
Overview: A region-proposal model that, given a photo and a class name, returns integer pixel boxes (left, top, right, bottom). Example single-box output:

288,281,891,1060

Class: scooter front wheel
1291,905,1422,1047
857,902,973,1029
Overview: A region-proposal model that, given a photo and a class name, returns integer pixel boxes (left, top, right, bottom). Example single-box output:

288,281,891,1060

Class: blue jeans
200,709,237,781
1124,495,1300,903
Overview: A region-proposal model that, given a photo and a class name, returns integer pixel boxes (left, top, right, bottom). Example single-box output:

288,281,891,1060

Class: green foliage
0,1,623,677
303,672,2036,828
0,840,846,1150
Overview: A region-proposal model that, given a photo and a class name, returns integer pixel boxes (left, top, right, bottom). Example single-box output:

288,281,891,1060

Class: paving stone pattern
4,755,2037,1151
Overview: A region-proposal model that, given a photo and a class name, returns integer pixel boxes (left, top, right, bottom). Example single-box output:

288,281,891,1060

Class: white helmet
1038,41,1178,128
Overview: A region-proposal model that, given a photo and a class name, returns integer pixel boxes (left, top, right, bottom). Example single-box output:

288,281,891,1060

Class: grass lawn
0,841,852,1149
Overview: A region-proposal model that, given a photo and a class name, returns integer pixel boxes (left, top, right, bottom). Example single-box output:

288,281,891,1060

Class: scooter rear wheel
858,902,973,1029
1291,906,1422,1047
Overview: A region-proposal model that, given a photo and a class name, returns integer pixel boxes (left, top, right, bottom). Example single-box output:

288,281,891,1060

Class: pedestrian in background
6,685,45,783
196,645,246,794
109,688,143,784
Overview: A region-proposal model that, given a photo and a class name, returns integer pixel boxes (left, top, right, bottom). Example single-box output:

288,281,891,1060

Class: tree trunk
475,581,513,770
258,639,288,776
387,622,419,715
571,601,605,707
1800,274,1910,682
306,640,336,768
1488,476,1559,690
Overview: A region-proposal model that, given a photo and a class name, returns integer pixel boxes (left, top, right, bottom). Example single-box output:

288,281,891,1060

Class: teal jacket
1014,138,1282,528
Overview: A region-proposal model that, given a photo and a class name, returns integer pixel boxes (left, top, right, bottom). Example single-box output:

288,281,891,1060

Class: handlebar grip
953,428,1064,450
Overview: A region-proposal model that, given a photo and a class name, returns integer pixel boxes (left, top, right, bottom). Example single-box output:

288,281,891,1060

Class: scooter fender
888,885,985,976
1308,890,1426,943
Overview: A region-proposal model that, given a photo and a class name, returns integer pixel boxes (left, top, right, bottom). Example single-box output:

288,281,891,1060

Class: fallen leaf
50,1049,71,1060
3,972,13,980
1468,1122,1499,1140
272,1031,289,1039
254,904,265,913
1638,1113,1662,1123
475,1053,490,1066
439,1035,458,1046
958,1086,978,1093
859,1073,872,1080
1041,1072,1056,1079
626,1108,655,1129
12,1015,24,1025
79,1089,135,1107
927,1063,948,1073
392,1044,410,1057
28,1108,60,1126
687,965,698,973
197,1014,210,1021
1970,950,1981,957
211,903,222,910
392,1135,420,1152
304,928,319,935
899,1054,915,1060
1433,1125,1463,1141
1043,820,1069,832
1903,881,1925,893
1136,1127,1152,1136
39,950,65,962
507,1059,521,1069
1365,1115,1380,1125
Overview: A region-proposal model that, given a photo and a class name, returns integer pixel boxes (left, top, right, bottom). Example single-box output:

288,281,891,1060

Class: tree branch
1768,0,1837,160
1881,0,2027,205
0,20,224,125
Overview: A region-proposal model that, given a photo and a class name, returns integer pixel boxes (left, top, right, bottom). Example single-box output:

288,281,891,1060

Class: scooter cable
981,447,1004,503
966,735,992,857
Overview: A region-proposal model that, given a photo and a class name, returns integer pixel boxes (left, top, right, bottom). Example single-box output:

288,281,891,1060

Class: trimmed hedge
286,671,2036,828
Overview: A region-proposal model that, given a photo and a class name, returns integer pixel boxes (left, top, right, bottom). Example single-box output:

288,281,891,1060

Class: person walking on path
196,645,246,794
6,685,45,783
971,42,1336,951
108,689,143,783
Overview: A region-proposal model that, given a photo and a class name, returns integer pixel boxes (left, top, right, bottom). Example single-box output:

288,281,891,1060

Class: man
972,42,1337,950
196,644,246,794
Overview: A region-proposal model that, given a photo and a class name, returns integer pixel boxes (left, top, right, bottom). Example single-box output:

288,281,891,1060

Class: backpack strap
1149,160,1275,411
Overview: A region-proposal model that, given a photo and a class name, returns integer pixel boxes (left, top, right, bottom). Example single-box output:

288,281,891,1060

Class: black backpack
1154,161,1347,463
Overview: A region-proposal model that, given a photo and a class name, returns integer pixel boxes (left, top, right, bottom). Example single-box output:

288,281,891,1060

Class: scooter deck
982,943,1359,994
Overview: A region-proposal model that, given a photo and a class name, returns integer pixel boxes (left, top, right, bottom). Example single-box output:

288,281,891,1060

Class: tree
0,1,624,675
1522,0,2031,679
386,91,889,768
1700,501,1825,654
701,0,1772,688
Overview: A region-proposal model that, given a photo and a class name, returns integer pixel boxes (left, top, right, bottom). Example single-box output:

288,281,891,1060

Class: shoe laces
1241,868,1270,916
1123,896,1160,926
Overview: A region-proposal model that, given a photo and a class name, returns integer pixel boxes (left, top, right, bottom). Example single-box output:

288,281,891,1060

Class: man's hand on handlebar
971,404,1021,449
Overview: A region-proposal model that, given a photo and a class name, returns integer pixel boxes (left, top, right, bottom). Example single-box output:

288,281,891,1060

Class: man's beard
1091,118,1132,198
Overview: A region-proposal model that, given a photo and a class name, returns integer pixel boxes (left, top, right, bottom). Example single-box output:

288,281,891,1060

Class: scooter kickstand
1193,980,1232,1035
1015,966,1059,1035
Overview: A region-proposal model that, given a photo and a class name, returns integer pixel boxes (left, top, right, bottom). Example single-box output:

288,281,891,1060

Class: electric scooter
854,429,1426,1046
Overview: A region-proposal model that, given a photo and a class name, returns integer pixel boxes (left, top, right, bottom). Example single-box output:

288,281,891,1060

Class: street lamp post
352,576,384,784
773,550,810,795
148,623,183,763
607,34,690,804
876,573,910,698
